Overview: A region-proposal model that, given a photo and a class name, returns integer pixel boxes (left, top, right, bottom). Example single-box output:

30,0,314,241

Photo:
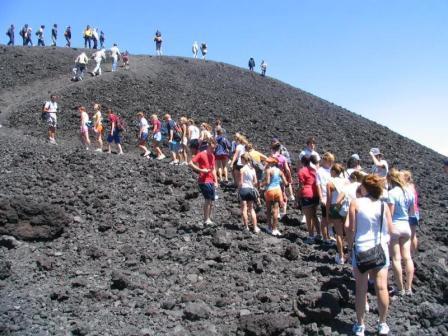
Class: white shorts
391,220,411,240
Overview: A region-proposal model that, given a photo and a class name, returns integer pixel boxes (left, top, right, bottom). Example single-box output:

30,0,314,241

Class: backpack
173,122,182,141
41,102,49,122
215,136,230,156
116,116,127,132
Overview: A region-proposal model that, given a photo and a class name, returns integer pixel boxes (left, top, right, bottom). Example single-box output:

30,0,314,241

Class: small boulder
183,301,212,321
212,230,232,250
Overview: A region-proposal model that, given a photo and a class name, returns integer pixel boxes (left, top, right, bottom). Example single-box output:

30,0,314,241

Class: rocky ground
0,45,447,335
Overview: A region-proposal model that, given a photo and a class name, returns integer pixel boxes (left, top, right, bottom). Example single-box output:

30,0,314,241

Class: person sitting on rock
189,137,219,225
78,106,91,150
346,174,393,336
106,108,124,155
137,112,151,158
262,156,288,236
239,153,260,233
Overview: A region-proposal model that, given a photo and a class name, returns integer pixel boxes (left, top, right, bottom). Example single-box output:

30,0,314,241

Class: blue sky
2,0,447,156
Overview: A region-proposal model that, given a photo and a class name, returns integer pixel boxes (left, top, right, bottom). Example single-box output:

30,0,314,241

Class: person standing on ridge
24,26,33,46
110,43,121,72
43,95,59,144
92,28,99,49
36,25,45,46
6,24,14,46
192,41,199,58
64,26,71,47
51,24,57,46
189,138,219,225
248,57,255,71
83,25,92,48
260,60,267,76
99,30,105,48
19,24,28,45
154,30,163,56
200,42,208,60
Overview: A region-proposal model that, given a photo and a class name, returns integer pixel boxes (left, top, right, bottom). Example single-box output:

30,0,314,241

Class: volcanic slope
0,46,447,336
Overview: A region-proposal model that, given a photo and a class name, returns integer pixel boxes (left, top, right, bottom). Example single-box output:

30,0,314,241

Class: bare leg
332,219,345,258
410,225,418,255
241,201,248,227
248,201,257,228
354,267,369,325
400,237,414,291
372,267,389,323
390,239,404,291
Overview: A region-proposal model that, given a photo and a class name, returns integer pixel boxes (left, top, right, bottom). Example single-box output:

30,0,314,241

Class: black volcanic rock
0,46,447,336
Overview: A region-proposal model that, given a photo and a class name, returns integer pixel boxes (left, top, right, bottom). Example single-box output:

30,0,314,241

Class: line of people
5,23,105,49
40,95,448,336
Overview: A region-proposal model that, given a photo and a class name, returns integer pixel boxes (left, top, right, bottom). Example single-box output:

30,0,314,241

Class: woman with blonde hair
198,123,212,152
239,153,260,233
326,163,350,264
92,103,103,152
387,168,415,296
401,170,420,254
179,117,189,164
347,174,393,336
230,133,248,187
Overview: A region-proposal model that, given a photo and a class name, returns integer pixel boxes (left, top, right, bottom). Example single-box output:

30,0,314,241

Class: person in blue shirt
387,168,415,297
6,24,14,46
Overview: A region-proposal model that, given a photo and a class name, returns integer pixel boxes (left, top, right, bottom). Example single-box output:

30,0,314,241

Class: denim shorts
199,183,215,201
140,132,149,141
107,130,121,144
169,141,181,152
409,216,419,226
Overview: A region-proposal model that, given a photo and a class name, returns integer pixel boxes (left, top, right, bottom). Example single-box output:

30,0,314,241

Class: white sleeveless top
355,197,389,251
241,166,256,188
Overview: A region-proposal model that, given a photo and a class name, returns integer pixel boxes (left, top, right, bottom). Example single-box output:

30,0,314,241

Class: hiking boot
377,322,390,335
352,323,365,336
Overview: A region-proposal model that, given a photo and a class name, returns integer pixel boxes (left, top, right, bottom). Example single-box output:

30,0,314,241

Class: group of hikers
39,94,436,335
5,23,105,49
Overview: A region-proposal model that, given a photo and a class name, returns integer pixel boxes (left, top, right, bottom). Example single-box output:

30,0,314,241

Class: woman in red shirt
298,155,321,244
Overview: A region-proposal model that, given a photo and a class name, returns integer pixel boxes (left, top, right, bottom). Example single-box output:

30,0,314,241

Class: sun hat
370,148,381,156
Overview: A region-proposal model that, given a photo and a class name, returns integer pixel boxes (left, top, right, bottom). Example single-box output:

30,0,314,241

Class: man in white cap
369,148,388,177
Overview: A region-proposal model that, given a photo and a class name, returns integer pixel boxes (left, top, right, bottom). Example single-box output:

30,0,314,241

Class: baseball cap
351,154,361,161
370,148,381,156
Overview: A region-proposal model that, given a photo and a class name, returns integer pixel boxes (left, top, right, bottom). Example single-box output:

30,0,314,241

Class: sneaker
304,236,315,245
352,323,365,336
301,215,306,224
157,154,166,160
169,160,179,165
389,287,405,297
335,254,345,265
204,219,214,225
95,148,103,152
405,288,413,296
290,195,295,201
253,226,260,234
271,229,282,236
377,322,390,335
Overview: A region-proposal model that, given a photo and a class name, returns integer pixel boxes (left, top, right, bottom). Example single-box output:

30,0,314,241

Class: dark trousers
84,37,91,48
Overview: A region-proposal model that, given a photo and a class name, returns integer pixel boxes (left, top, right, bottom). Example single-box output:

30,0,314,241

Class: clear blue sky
2,0,447,156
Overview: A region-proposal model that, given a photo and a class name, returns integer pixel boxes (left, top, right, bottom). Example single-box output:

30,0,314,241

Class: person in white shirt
37,25,45,46
137,112,150,157
316,152,335,244
260,60,267,76
192,41,199,58
92,49,106,76
110,44,121,72
187,118,200,157
79,106,91,150
370,148,388,178
43,95,58,144
92,28,99,49
74,52,89,80
299,136,321,163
